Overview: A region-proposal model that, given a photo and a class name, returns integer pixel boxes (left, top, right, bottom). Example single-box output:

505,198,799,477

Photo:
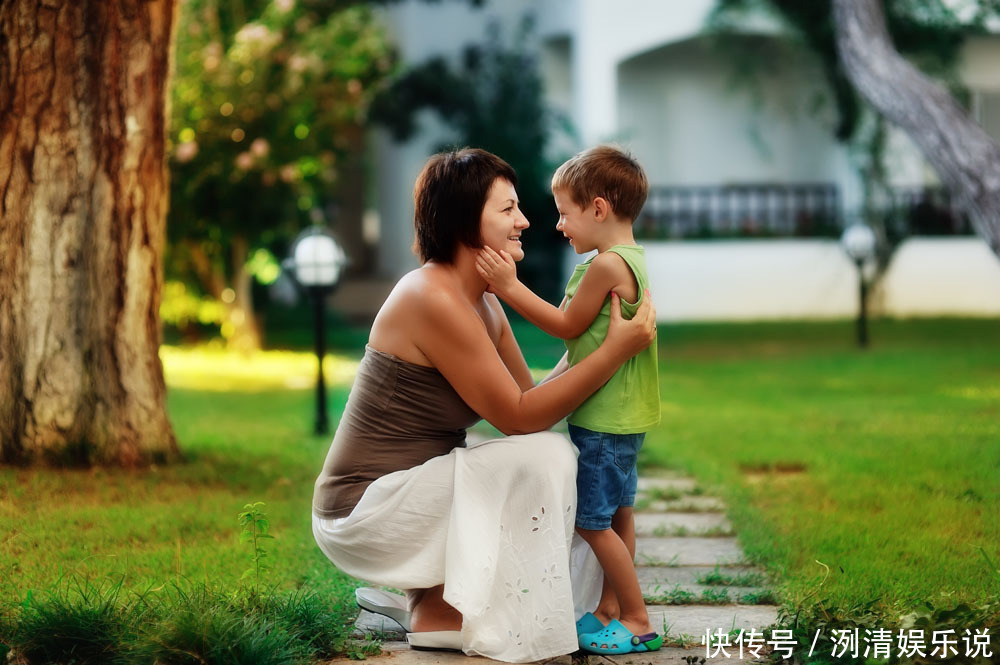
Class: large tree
832,0,1000,256
0,1,179,465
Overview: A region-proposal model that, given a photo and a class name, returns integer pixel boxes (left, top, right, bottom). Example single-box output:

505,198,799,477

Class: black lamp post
840,222,877,348
286,228,346,434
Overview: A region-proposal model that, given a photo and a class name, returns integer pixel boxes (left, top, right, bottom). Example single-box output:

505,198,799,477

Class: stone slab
640,496,726,513
633,512,731,537
578,646,769,664
635,537,748,567
352,643,758,664
636,475,699,495
355,608,407,639
648,604,780,640
636,565,767,589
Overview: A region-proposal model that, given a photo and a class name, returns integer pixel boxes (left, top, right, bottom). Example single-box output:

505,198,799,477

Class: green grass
640,317,1000,619
2,317,999,659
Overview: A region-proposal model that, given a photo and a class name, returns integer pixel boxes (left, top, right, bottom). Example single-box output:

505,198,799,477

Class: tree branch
833,0,1000,256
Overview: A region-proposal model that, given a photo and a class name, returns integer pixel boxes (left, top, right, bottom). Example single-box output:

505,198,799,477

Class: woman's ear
592,197,610,223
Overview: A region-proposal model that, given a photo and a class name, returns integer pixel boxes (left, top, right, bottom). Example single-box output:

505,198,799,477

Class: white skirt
312,431,603,663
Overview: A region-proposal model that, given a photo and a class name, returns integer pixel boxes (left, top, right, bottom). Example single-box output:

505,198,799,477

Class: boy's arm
476,247,631,340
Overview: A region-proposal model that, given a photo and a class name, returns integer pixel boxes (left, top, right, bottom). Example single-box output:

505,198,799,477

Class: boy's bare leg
577,525,652,637
592,507,637,623
612,506,637,560
410,585,463,632
593,574,619,624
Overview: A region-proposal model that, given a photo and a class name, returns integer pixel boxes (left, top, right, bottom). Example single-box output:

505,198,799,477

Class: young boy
476,145,661,654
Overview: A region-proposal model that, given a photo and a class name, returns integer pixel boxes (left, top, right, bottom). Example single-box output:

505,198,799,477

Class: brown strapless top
312,345,480,518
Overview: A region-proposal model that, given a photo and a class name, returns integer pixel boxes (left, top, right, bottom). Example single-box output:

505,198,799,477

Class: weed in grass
637,552,681,567
738,589,777,605
645,585,733,606
651,524,734,538
697,566,767,587
238,501,274,596
633,496,653,511
646,486,684,502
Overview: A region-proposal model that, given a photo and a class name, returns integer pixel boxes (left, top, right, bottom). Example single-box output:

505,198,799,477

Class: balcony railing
637,183,841,239
635,183,970,239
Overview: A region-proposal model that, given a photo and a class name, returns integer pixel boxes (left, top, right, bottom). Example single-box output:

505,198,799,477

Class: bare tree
833,0,1000,256
0,1,179,465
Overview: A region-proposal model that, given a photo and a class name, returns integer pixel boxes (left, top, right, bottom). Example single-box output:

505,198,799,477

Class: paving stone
647,604,780,640
635,537,748,567
639,496,726,513
636,565,767,589
333,641,573,664
357,641,766,664
633,512,731,537
636,475,699,495
576,646,768,664
639,576,765,603
354,608,407,639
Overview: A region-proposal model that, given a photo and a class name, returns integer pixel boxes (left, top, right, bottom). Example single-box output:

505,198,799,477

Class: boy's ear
592,196,610,222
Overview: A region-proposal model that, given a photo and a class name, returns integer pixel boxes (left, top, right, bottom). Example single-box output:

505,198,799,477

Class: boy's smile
553,188,597,254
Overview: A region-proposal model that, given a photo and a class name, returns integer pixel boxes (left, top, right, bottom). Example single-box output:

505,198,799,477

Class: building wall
615,36,854,192
563,238,1000,321
367,1,1000,321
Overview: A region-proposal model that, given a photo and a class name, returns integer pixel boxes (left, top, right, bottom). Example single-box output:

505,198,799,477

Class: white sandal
406,630,463,651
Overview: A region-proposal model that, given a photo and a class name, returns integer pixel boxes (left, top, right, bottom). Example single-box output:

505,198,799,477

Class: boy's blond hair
551,145,648,222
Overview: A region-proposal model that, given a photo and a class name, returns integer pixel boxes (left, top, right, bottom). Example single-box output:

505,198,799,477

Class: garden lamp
286,227,347,434
840,222,877,348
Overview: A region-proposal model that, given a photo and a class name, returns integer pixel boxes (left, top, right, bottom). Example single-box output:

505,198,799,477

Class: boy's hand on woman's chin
476,246,518,294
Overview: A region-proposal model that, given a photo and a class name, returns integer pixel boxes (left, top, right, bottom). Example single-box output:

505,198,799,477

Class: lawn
1,317,998,658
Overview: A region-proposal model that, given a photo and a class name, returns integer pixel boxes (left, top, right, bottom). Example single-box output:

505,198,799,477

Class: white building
333,0,1000,320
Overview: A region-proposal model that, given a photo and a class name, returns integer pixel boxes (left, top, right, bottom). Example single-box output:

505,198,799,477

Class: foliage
369,15,570,302
168,0,395,346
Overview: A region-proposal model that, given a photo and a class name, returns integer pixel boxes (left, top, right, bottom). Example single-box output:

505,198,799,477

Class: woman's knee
520,431,576,477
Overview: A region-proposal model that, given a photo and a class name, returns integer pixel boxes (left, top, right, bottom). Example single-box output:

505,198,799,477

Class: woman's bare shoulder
369,267,471,363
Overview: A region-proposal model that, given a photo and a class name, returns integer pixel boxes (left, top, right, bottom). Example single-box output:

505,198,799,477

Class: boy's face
553,188,596,254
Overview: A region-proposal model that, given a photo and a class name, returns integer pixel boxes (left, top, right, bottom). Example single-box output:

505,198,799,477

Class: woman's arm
490,295,535,392
415,289,654,435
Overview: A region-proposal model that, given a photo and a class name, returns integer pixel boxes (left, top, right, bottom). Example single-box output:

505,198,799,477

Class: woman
312,148,655,662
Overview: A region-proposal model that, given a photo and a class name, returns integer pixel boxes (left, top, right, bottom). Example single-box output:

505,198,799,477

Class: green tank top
564,244,660,434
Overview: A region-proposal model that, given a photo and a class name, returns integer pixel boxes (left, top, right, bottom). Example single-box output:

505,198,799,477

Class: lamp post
840,222,877,348
286,228,347,434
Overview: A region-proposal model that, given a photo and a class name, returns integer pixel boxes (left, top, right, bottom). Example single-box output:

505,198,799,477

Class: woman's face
479,178,529,261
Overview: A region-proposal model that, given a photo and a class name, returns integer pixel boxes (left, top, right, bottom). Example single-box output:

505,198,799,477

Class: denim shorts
570,424,645,531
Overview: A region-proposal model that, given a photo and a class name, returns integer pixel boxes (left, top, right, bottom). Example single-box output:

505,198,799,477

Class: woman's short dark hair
413,148,518,263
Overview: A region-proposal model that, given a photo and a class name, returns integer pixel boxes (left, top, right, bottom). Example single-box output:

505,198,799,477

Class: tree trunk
229,235,262,352
832,0,1000,257
184,238,261,351
0,0,179,466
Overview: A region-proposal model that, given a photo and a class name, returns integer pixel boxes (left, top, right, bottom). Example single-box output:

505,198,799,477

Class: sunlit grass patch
159,345,359,391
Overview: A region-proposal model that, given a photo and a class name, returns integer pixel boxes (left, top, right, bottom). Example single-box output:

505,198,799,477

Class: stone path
345,468,778,664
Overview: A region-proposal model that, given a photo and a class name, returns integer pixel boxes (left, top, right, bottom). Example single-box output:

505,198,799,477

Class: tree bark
0,0,179,465
833,0,1000,257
